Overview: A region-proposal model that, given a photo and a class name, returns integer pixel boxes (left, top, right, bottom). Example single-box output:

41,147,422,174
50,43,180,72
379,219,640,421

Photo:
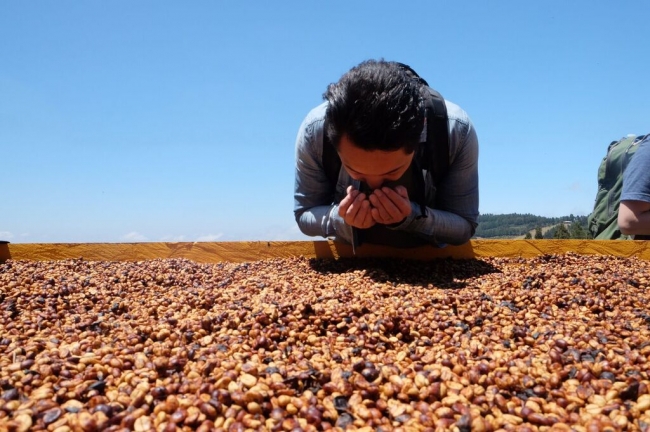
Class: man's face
337,134,414,190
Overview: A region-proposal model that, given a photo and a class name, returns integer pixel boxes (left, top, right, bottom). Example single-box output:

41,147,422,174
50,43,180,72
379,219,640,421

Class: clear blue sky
1,1,648,243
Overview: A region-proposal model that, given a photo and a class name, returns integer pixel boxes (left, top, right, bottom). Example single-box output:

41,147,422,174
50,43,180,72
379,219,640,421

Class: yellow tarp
2,240,650,263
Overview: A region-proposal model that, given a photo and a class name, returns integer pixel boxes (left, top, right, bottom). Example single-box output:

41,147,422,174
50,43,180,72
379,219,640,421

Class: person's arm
293,104,354,243
386,109,479,246
619,138,650,237
619,200,650,235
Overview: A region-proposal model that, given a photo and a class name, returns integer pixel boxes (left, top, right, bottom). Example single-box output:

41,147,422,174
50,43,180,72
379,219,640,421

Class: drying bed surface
1,254,650,431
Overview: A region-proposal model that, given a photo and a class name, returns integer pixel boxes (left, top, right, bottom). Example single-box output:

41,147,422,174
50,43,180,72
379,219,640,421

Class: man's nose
363,178,384,190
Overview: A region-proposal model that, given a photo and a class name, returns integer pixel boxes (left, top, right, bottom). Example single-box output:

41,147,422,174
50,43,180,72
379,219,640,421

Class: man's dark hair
324,59,426,153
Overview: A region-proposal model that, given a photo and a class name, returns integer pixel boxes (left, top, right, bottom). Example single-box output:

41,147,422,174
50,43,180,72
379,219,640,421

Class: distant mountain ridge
474,213,590,239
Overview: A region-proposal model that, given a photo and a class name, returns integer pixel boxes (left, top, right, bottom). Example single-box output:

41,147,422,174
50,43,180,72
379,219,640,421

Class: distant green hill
474,213,591,239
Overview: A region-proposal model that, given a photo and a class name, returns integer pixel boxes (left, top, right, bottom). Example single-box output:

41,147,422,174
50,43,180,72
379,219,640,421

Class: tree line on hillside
474,213,591,239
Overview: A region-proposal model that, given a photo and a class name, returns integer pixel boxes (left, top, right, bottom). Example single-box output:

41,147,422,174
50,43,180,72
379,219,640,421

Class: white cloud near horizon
0,231,14,240
196,233,223,242
273,225,314,241
160,235,187,242
121,231,148,242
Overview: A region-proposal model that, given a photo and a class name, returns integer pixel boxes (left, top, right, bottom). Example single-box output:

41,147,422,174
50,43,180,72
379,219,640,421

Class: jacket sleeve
387,109,479,246
293,104,354,244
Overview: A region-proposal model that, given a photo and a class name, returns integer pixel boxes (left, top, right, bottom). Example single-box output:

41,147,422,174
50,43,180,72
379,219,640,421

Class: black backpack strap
321,118,342,199
423,88,450,188
395,62,450,204
411,88,449,219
